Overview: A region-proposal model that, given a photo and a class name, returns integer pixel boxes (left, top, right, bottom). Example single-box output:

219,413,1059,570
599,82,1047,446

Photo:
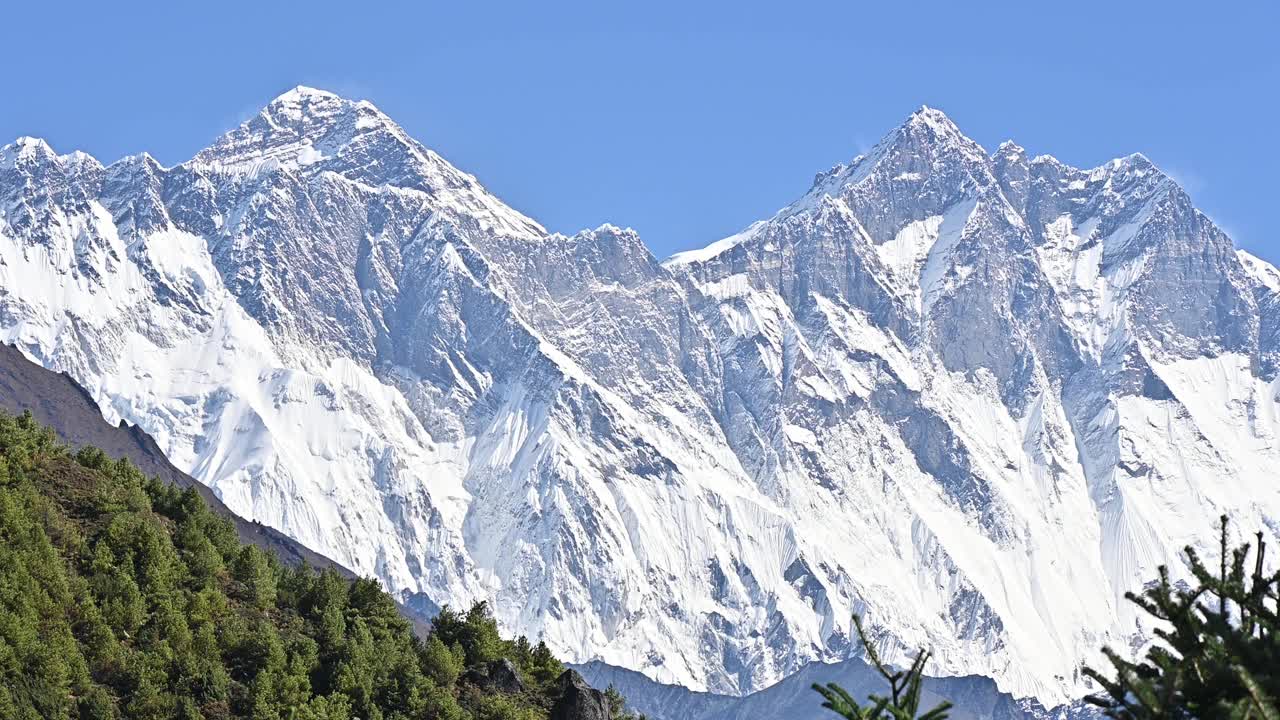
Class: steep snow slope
0,342,366,581
2,91,1278,708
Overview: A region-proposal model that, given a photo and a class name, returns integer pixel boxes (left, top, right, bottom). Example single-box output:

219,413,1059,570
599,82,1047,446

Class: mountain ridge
2,87,1278,708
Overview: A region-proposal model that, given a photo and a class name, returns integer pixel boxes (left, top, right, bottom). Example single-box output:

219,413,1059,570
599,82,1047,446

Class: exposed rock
463,658,526,695
550,670,611,720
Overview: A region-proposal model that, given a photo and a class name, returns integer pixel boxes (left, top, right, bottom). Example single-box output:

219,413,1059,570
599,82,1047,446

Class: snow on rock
2,92,1278,710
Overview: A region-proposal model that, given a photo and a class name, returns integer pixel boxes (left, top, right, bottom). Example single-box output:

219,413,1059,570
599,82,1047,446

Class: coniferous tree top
811,614,952,720
1085,516,1280,719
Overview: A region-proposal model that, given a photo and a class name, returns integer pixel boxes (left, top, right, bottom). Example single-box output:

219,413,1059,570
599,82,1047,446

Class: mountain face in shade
574,659,1100,720
3,88,1279,708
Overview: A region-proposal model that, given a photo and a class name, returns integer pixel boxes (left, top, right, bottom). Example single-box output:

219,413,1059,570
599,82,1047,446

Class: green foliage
425,633,467,687
605,685,627,717
433,602,507,667
812,614,951,720
473,693,543,720
432,601,567,699
232,545,277,609
0,410,606,720
1085,516,1280,719
605,684,649,720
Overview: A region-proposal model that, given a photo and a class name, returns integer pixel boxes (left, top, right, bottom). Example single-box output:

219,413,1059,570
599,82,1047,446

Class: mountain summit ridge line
2,87,1277,707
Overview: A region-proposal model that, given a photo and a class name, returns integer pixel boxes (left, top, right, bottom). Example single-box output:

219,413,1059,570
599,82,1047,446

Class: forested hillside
0,409,624,719
0,343,361,585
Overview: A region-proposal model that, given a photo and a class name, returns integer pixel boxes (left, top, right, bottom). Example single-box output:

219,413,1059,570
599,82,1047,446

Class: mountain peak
1121,151,1155,170
12,135,53,151
190,85,389,175
186,85,545,239
995,139,1026,157
260,86,369,121
0,136,57,169
106,151,165,177
1087,151,1168,186
0,137,105,176
817,104,986,195
903,105,964,137
272,85,344,104
258,85,365,128
876,105,979,158
909,104,951,121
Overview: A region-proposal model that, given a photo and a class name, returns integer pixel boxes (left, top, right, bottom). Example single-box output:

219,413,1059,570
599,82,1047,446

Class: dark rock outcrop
551,669,611,720
463,658,526,695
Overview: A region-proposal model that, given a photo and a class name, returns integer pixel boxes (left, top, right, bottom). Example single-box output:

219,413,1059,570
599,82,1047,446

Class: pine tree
1085,516,1280,719
812,614,951,720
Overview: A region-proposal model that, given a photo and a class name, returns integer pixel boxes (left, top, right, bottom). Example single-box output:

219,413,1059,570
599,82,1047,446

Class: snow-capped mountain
3,88,1278,707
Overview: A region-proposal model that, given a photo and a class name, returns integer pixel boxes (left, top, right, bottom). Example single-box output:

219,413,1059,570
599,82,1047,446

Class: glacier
2,88,1279,708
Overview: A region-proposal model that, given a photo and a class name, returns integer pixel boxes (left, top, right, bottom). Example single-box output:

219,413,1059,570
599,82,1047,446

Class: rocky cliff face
3,89,1278,707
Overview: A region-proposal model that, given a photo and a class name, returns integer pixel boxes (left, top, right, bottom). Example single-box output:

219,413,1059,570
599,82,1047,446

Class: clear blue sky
4,0,1276,260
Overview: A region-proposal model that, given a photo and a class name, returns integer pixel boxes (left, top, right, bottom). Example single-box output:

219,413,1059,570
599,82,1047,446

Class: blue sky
4,0,1276,260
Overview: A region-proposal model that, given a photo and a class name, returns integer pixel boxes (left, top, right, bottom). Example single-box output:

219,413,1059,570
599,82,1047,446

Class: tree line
0,409,640,719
